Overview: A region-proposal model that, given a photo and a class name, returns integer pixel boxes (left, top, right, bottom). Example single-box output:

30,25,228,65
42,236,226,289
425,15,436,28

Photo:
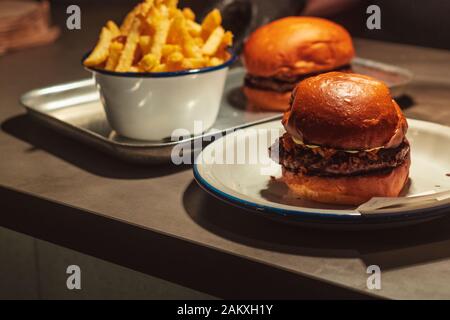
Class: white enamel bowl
194,119,450,228
84,53,236,141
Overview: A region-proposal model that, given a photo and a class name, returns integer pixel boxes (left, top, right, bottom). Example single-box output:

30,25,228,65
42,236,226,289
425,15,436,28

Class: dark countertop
1,5,450,298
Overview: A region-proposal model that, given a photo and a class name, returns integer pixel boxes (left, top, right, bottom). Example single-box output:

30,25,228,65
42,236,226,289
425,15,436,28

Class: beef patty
245,65,352,93
271,133,410,177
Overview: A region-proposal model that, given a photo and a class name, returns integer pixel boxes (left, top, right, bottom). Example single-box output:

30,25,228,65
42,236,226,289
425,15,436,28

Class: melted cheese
291,136,384,153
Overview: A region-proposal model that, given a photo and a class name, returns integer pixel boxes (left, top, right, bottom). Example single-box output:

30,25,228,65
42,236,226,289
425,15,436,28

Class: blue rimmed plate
193,119,450,229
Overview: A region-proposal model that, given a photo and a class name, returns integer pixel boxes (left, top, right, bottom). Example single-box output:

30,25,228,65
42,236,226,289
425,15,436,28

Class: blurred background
52,0,450,50
1,0,450,57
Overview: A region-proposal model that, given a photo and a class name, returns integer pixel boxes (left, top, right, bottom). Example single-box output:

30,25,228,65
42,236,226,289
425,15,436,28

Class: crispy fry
106,20,121,37
139,35,152,55
150,19,170,61
113,35,127,44
133,44,143,65
184,42,202,59
216,49,232,61
182,7,195,20
208,57,224,67
167,12,183,44
84,27,113,67
116,19,141,71
139,53,158,71
181,58,206,69
186,20,202,37
168,6,178,18
152,63,168,72
201,9,222,39
221,31,233,47
105,41,124,70
168,55,183,71
159,3,169,16
216,30,233,59
136,0,154,18
167,51,183,63
202,26,224,56
161,44,181,57
193,37,204,47
165,0,178,8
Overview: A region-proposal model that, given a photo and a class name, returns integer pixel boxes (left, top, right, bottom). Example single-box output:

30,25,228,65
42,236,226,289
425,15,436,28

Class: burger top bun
243,17,354,78
283,72,408,150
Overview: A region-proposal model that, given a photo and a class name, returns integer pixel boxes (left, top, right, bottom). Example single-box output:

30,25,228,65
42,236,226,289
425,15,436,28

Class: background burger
243,17,355,111
271,72,410,205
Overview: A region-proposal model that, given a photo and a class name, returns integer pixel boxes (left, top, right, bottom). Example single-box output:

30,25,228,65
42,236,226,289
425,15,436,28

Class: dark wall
333,0,450,50
49,0,450,50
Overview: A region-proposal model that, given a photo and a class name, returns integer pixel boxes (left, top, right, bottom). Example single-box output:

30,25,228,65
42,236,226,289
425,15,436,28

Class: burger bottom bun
282,157,410,206
243,86,291,112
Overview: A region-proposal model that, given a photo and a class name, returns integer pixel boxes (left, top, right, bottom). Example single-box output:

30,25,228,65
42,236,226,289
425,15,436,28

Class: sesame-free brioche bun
243,87,291,111
243,17,355,78
284,72,408,150
282,157,410,206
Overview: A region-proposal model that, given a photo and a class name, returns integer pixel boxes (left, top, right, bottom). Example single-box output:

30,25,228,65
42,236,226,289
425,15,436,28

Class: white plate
193,119,450,228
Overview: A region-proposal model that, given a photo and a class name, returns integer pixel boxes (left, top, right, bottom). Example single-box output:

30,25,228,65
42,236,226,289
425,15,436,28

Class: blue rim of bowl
192,162,449,224
81,49,238,78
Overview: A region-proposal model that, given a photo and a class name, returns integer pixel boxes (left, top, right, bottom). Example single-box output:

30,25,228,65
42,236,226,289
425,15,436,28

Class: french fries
208,57,224,67
149,6,171,61
182,7,195,21
105,41,124,71
84,27,113,67
139,35,152,55
139,53,158,71
137,0,155,18
182,58,206,69
186,19,202,37
202,26,224,56
84,1,233,73
116,19,141,72
106,20,121,37
161,44,181,56
201,9,222,39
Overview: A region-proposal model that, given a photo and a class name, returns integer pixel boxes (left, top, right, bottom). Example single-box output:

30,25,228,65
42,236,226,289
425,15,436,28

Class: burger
243,17,354,111
271,72,410,205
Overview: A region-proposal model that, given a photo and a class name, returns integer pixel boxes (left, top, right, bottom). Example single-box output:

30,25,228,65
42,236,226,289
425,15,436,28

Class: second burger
243,17,354,111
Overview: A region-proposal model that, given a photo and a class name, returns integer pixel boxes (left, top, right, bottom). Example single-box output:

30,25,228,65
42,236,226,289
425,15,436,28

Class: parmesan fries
84,0,233,73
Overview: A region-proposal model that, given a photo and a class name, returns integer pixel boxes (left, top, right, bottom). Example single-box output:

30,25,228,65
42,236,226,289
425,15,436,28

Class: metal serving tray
20,59,412,164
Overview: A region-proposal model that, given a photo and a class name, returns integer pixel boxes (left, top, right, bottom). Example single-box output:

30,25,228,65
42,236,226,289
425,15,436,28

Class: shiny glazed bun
244,17,355,78
283,72,408,150
282,157,410,205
